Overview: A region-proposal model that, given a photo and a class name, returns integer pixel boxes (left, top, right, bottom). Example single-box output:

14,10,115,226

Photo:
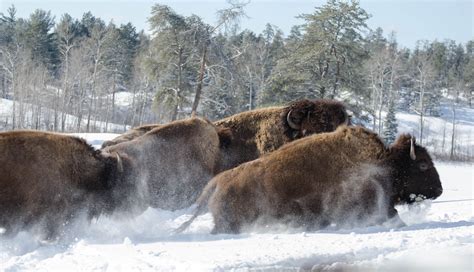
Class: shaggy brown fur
214,99,349,172
177,126,443,234
103,117,225,211
0,131,129,238
101,124,161,148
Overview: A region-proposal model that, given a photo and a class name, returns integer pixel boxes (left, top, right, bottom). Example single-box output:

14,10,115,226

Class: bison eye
419,162,429,171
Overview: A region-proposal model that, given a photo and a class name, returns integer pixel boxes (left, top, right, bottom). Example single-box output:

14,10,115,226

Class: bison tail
174,178,219,234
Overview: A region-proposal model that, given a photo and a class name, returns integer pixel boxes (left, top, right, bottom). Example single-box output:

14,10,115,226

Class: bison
102,117,230,211
0,130,131,238
214,99,350,172
177,126,443,234
101,124,160,148
99,100,349,173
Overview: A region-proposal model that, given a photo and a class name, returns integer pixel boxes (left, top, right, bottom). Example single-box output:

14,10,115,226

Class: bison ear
392,134,417,160
393,134,411,147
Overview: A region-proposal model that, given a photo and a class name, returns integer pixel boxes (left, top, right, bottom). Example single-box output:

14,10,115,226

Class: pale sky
1,0,472,48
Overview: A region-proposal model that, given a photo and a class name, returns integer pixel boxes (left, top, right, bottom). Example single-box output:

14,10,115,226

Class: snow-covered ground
0,98,128,133
0,134,472,271
396,101,474,159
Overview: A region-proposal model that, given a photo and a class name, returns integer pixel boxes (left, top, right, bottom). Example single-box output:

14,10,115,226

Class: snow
111,91,135,108
0,98,129,133
396,105,474,158
68,133,121,149
0,134,472,271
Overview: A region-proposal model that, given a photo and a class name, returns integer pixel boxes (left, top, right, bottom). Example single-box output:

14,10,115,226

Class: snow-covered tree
383,101,398,145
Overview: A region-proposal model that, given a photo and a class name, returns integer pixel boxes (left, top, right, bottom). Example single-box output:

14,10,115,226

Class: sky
1,0,472,49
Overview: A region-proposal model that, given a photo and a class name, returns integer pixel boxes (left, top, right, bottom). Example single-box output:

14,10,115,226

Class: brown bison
0,131,130,238
99,99,349,173
214,99,350,172
101,124,160,148
102,117,229,211
177,126,443,234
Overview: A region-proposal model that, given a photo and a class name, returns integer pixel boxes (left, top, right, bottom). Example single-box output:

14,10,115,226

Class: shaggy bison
102,117,229,211
99,99,349,173
214,99,350,171
101,124,160,148
0,131,130,238
177,126,443,234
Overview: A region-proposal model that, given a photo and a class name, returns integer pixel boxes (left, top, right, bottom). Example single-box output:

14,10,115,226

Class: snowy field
0,98,129,133
0,134,472,271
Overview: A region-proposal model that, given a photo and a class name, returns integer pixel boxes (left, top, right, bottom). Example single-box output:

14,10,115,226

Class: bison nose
436,187,443,196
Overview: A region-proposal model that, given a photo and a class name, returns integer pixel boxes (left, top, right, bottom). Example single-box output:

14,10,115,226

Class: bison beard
177,126,443,234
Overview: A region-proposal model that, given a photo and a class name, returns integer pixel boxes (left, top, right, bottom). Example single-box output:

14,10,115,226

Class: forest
0,0,473,158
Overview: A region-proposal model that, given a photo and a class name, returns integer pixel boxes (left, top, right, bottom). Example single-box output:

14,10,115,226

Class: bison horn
345,110,353,125
115,153,124,173
410,137,416,160
286,110,300,130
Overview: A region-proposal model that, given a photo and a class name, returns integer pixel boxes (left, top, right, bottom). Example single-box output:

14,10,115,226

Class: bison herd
0,99,443,239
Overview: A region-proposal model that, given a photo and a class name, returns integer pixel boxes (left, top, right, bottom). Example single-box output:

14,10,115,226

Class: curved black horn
286,110,300,130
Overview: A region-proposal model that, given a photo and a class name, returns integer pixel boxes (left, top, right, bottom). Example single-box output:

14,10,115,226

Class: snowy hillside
0,98,128,133
396,101,474,160
1,131,473,271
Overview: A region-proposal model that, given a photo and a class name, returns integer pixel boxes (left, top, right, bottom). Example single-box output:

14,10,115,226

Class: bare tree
190,0,248,116
412,44,436,145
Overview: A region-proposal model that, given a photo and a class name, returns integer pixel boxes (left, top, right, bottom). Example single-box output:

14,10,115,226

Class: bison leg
211,217,241,234
210,200,245,234
384,207,406,228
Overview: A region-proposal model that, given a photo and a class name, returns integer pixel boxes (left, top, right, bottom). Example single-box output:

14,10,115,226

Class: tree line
0,0,472,158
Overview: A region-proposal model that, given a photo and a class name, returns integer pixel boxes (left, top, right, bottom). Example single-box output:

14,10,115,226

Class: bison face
392,135,443,204
284,99,349,138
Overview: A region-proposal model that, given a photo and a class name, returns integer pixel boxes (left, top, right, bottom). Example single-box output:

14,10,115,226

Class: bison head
390,134,443,204
282,99,349,140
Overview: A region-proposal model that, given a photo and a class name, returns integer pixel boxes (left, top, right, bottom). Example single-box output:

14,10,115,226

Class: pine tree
24,9,59,71
383,101,398,145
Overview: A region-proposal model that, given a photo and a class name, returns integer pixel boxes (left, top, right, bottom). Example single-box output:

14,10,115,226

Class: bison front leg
384,207,406,228
210,218,241,234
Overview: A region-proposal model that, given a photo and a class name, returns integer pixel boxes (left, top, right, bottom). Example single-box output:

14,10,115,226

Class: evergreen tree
463,40,474,107
262,0,370,106
297,0,370,98
147,4,199,120
383,101,398,145
24,9,59,71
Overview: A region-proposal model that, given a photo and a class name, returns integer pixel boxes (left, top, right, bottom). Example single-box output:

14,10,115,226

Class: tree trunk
450,94,457,159
171,103,179,121
191,45,208,117
104,95,110,133
419,72,425,145
61,50,70,132
331,60,340,99
86,94,93,132
172,47,184,121
247,66,253,110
